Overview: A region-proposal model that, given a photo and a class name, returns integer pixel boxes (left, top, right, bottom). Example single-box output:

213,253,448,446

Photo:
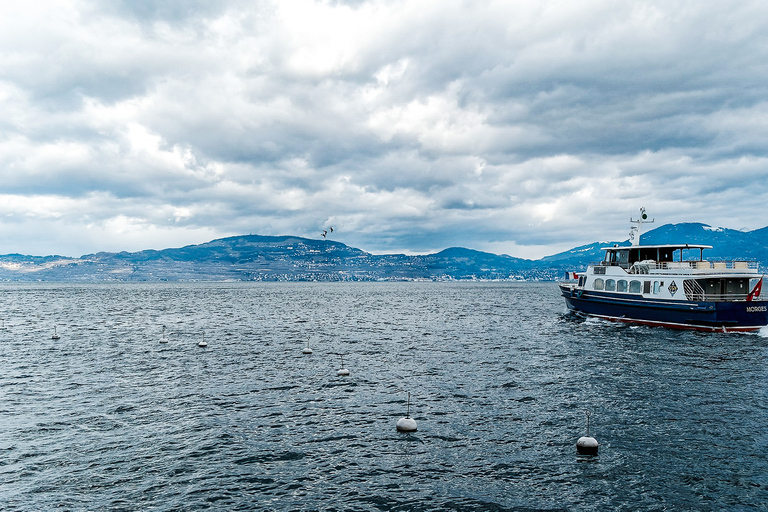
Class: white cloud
1,0,768,258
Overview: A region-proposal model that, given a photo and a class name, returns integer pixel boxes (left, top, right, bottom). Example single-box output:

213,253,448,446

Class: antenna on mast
629,207,654,246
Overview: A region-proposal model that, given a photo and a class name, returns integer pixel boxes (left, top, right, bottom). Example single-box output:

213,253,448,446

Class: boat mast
629,207,654,246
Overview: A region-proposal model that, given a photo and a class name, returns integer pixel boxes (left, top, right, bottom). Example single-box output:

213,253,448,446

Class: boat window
639,248,657,261
593,278,604,290
653,281,662,294
605,279,616,291
629,280,642,293
605,250,630,267
643,281,651,294
658,249,674,262
617,280,628,292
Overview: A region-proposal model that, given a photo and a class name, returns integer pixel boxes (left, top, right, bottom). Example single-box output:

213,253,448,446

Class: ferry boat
559,209,767,332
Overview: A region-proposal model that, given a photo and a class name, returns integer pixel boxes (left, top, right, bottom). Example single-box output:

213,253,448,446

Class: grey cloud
94,0,242,23
2,0,768,258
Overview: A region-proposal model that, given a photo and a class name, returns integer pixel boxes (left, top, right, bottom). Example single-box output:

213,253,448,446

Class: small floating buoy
51,326,60,340
576,435,598,455
302,336,313,354
160,325,168,344
198,331,208,348
396,392,418,432
576,410,598,455
335,353,349,376
396,416,417,432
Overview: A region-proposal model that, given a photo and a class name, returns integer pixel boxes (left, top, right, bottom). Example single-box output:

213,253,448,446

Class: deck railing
594,260,761,273
682,277,766,302
681,292,767,302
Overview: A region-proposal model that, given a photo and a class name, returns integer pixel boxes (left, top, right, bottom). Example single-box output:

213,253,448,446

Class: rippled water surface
1,282,767,511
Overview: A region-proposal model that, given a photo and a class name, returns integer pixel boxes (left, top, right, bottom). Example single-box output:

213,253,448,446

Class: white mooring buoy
51,326,60,340
160,325,168,344
576,410,599,455
302,336,313,354
198,331,208,348
335,353,350,376
396,392,418,432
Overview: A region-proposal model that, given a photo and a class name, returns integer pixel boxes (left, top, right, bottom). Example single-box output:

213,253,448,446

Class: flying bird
322,230,327,238
329,226,334,233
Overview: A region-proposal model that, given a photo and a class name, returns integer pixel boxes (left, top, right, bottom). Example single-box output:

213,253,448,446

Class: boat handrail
593,260,761,273
655,260,759,271
682,293,767,302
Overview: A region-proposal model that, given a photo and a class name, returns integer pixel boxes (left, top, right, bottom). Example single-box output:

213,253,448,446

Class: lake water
1,282,766,511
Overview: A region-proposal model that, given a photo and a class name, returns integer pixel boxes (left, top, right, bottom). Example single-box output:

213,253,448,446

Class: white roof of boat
600,243,713,251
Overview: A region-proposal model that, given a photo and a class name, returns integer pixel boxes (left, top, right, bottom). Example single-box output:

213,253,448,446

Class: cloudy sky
2,0,768,259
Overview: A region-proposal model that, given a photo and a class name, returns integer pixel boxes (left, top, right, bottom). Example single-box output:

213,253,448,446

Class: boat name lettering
746,305,767,313
594,267,606,275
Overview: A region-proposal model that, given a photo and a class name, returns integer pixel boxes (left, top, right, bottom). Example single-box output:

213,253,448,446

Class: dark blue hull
560,285,768,332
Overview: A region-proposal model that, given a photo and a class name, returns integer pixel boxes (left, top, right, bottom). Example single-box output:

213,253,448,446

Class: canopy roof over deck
601,244,712,251
600,243,714,266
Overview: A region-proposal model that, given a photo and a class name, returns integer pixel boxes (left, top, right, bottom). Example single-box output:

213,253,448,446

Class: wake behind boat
559,209,767,332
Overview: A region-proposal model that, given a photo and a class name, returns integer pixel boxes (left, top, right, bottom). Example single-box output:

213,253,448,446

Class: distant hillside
0,222,766,282
0,235,542,282
420,247,537,279
84,235,367,263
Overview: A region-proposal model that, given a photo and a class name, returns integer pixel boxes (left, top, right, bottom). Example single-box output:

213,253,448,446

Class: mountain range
1,223,767,282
